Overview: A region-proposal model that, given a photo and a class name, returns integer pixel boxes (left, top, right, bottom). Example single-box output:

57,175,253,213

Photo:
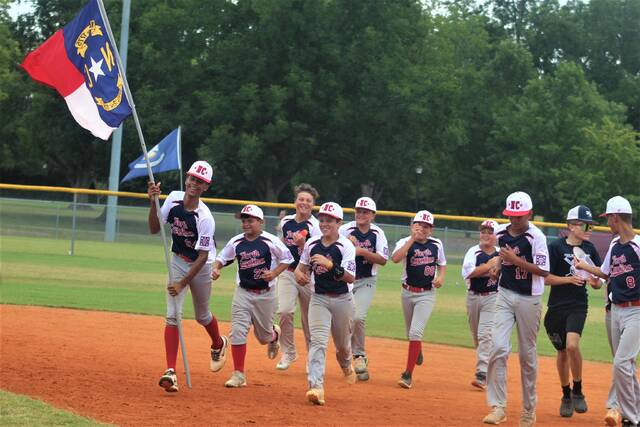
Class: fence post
69,193,77,255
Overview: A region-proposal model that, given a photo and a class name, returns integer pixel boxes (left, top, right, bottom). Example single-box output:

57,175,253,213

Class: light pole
415,166,423,211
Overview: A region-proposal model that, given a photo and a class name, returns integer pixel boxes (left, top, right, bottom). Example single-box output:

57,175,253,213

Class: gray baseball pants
230,286,277,346
610,305,640,424
352,277,377,357
486,287,542,412
166,255,213,327
277,270,312,357
605,309,618,410
466,292,497,375
307,293,355,389
401,287,436,341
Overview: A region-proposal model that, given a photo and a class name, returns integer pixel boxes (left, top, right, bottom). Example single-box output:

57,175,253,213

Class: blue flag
121,128,181,182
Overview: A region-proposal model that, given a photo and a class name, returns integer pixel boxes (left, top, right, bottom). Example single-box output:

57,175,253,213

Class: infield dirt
1,305,620,426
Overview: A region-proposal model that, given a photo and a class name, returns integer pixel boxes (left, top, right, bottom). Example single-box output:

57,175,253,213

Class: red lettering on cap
358,199,368,207
510,200,521,210
241,206,252,213
324,204,335,212
196,165,207,174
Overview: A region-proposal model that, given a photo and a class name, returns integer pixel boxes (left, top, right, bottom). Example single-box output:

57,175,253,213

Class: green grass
0,390,112,426
0,234,616,362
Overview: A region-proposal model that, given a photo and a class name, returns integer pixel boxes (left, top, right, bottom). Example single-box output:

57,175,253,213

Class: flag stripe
65,85,117,140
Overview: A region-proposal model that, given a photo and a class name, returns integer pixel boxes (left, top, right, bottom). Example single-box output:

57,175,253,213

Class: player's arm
212,240,235,280
168,250,208,296
357,249,387,266
147,182,162,234
574,260,608,280
500,244,549,277
391,236,415,263
262,241,295,282
433,265,446,288
544,274,585,287
294,262,311,285
467,257,500,279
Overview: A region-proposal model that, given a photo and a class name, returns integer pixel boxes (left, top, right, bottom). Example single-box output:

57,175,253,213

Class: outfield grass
0,235,615,362
0,390,112,426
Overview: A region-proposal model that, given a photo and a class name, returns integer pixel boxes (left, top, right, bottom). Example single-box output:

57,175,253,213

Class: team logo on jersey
610,254,634,277
535,255,547,266
199,236,210,247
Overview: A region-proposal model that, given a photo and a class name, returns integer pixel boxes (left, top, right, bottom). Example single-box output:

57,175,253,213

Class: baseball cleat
397,371,412,389
224,370,247,388
306,388,325,406
357,370,370,381
353,356,368,374
210,336,228,372
559,397,573,417
267,325,281,360
519,410,536,427
276,353,298,370
604,408,620,427
416,351,424,366
482,406,506,424
472,372,487,391
159,368,178,393
621,418,637,427
571,392,587,413
343,366,357,384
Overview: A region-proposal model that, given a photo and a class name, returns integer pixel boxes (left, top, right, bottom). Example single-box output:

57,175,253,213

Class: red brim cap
502,209,531,217
187,171,211,183
598,212,608,218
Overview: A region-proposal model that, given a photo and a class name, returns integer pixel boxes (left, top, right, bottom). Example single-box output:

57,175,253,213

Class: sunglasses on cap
569,222,593,232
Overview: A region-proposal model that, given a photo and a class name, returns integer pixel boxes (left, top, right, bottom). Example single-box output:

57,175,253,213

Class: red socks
204,315,224,349
164,325,179,370
232,344,247,373
406,340,422,374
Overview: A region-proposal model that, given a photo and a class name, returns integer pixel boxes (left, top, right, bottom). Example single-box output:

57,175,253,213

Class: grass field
0,234,615,362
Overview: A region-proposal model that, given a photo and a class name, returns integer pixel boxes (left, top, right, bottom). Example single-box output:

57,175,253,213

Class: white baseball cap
318,202,343,220
355,197,376,212
239,204,264,220
187,160,213,184
503,191,532,217
601,196,632,217
413,210,434,225
479,219,499,232
567,205,597,223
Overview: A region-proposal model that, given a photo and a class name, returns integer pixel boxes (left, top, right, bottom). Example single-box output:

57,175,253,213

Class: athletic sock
572,380,582,395
231,344,247,373
406,340,422,374
562,384,572,399
270,326,278,343
203,315,224,349
164,325,179,370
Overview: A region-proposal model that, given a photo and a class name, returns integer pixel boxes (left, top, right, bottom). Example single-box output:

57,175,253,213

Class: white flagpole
95,0,192,388
177,126,183,191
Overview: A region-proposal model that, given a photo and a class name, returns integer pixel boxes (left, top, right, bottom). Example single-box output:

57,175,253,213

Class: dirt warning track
0,305,616,426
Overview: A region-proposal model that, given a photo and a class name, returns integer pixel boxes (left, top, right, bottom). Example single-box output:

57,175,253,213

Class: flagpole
178,126,183,191
95,0,192,388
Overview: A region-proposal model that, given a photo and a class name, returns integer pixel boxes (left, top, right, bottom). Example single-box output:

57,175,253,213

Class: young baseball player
294,202,357,406
461,219,500,391
604,279,621,427
212,204,294,388
392,210,446,389
543,205,602,418
483,191,549,427
276,184,321,371
147,160,227,393
575,196,640,427
338,197,388,381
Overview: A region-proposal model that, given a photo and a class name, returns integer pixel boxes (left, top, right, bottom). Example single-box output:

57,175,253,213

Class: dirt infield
0,305,617,426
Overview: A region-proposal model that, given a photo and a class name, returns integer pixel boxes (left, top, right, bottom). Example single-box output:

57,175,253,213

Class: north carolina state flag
21,0,132,140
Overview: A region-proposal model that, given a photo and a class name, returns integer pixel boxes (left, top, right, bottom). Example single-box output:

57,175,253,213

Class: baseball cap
355,197,376,212
239,204,264,220
318,202,343,220
187,160,213,183
479,219,499,232
413,210,434,225
600,196,633,217
502,191,532,217
566,205,597,223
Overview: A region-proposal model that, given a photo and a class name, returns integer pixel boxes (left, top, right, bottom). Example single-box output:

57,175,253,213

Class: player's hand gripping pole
96,0,192,389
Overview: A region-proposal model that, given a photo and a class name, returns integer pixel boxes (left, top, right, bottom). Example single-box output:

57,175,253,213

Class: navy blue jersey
280,214,320,270
300,236,357,295
160,191,216,263
462,245,500,293
339,222,389,279
393,236,446,290
495,223,549,296
218,231,294,290
601,235,640,304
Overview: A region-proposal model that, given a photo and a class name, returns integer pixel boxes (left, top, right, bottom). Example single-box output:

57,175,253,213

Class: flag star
88,57,105,81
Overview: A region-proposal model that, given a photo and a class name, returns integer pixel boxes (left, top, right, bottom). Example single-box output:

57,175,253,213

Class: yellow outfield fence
0,182,625,232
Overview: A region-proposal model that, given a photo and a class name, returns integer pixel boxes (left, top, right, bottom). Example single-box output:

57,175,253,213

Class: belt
241,286,272,295
402,283,432,293
614,299,640,308
176,254,194,263
469,290,497,296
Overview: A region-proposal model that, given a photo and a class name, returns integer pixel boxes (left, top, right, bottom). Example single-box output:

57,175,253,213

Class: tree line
1,0,638,222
